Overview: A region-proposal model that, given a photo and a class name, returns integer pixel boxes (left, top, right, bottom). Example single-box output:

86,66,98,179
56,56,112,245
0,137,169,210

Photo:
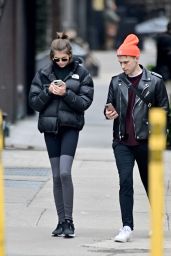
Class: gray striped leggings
44,127,79,222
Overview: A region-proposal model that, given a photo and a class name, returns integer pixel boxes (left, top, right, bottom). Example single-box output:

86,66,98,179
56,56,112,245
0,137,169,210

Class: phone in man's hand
105,103,115,112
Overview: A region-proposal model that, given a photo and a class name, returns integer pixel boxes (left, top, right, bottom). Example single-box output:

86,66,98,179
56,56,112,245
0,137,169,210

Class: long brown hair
50,32,72,59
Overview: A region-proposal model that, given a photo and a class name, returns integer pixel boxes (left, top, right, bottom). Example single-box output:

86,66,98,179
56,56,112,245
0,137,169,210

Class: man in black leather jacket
104,34,169,243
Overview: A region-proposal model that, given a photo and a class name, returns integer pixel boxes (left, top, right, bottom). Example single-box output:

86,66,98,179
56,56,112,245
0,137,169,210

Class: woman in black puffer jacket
29,32,94,238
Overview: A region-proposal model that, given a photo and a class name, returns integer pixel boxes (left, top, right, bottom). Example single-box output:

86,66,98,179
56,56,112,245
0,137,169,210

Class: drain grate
5,168,51,177
4,168,51,189
5,179,44,189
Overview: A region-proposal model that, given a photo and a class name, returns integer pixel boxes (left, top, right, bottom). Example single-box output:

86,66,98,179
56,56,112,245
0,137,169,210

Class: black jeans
113,142,148,230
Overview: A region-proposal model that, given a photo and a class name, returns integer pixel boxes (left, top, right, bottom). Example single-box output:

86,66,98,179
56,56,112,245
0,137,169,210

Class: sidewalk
3,133,171,256
2,39,171,256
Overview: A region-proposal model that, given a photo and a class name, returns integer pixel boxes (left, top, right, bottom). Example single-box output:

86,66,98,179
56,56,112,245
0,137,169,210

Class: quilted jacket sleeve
63,68,94,113
29,71,52,112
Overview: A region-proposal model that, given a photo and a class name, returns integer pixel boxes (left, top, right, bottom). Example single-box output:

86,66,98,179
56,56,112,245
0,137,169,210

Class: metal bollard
0,110,5,256
149,108,166,256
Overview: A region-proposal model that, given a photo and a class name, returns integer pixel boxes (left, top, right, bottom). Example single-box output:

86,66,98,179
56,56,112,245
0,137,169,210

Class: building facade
0,0,36,122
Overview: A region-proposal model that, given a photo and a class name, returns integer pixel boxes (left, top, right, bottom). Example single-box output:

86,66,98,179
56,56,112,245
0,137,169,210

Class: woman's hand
49,80,66,96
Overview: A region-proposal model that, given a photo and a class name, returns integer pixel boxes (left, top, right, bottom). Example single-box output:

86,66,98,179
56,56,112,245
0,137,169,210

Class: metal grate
4,168,51,188
5,168,51,177
5,180,44,189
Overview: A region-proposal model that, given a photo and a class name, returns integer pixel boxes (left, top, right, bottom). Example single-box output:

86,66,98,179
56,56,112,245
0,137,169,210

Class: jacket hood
71,55,84,64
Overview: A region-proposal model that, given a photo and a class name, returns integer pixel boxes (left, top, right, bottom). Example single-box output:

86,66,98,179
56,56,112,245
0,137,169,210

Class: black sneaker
52,222,64,236
63,219,75,238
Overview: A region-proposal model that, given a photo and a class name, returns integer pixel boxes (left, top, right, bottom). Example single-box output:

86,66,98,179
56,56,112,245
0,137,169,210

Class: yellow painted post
0,110,5,256
149,108,166,256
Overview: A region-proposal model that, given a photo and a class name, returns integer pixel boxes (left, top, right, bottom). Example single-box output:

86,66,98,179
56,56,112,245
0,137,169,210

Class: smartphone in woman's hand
54,80,63,87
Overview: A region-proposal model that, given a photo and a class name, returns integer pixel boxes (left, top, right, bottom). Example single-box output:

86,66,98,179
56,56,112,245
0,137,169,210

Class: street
2,40,171,256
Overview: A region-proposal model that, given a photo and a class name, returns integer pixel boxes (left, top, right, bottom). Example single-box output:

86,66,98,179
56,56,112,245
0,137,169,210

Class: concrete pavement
2,38,171,255
3,147,171,256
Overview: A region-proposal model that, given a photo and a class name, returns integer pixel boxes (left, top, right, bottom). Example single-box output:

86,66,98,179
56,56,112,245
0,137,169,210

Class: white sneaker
114,226,132,242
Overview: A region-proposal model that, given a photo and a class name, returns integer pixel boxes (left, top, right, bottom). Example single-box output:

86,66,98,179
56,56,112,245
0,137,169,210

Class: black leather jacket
29,59,94,133
106,66,169,141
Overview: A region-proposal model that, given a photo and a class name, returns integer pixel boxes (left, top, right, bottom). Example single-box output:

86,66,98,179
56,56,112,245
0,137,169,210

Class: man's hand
105,106,118,120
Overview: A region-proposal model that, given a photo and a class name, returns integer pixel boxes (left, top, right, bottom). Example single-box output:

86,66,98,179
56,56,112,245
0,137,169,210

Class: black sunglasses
53,57,68,63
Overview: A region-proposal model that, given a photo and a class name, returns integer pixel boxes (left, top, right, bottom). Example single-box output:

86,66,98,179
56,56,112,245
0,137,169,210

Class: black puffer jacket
29,59,94,133
106,66,169,141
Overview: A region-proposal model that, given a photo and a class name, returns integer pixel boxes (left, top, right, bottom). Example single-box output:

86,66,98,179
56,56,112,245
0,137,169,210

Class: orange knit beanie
117,34,140,57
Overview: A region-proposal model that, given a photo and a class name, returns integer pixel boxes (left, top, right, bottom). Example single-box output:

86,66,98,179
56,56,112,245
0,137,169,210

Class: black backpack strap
119,73,152,108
